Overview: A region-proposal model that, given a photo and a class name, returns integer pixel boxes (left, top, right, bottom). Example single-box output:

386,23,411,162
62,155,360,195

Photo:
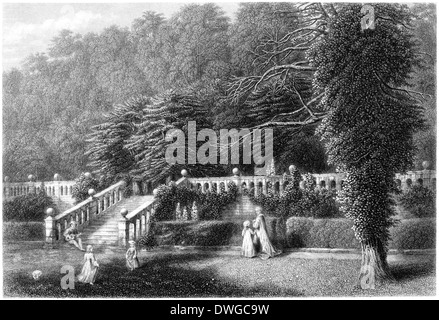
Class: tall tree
310,4,425,288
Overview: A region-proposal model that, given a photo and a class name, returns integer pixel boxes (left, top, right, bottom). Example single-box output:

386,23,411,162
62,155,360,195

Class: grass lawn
3,242,436,298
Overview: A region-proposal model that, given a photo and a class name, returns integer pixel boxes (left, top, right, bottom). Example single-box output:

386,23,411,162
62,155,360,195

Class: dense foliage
153,181,238,222
247,173,340,219
286,216,435,250
3,191,55,221
397,185,436,218
71,173,100,204
309,4,425,282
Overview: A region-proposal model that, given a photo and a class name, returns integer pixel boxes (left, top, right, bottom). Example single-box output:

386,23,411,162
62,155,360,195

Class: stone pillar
335,178,343,191
262,179,267,195
118,218,130,247
45,216,56,245
136,218,141,239
29,182,36,195
103,196,108,211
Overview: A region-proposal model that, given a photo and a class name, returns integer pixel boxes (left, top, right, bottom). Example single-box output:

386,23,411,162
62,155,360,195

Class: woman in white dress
253,208,282,260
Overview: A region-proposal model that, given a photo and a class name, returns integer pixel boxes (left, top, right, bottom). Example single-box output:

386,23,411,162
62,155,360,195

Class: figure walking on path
241,220,257,258
126,240,140,271
77,245,99,285
63,221,84,251
253,207,282,260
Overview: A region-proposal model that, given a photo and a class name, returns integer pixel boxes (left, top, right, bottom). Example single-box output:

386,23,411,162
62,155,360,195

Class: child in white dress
126,240,140,271
241,220,257,258
77,245,99,285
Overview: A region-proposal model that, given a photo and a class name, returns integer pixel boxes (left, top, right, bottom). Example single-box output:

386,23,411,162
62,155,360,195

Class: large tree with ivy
309,4,425,288
227,3,428,288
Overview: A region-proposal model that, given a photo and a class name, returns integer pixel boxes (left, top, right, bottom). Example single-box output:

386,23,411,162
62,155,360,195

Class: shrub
286,217,435,250
286,217,359,249
3,222,45,241
389,218,435,249
153,181,238,222
3,191,55,222
248,173,341,219
397,185,435,217
144,220,240,247
72,173,100,203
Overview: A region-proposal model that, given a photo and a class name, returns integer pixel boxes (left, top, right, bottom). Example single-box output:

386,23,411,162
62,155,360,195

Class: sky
2,1,241,72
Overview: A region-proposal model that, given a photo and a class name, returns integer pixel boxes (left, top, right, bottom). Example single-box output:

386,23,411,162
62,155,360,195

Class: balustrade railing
40,166,435,247
3,180,76,200
44,181,125,245
116,177,190,246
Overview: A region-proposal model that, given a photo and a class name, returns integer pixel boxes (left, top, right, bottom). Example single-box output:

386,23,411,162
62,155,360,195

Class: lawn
3,242,435,298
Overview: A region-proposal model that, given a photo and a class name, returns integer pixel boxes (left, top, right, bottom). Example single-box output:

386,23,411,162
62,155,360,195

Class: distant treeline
2,3,435,182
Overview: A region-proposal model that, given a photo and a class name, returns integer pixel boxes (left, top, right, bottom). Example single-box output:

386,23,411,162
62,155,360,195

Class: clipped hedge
150,220,241,246
3,222,45,241
389,218,436,249
3,192,55,222
286,217,436,250
286,218,359,249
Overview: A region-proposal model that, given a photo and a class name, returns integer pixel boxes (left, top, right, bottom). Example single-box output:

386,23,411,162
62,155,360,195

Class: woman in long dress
77,245,99,285
254,210,282,260
241,220,257,258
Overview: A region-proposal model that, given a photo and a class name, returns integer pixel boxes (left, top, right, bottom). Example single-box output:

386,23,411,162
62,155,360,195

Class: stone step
82,237,118,243
81,240,119,246
82,230,119,236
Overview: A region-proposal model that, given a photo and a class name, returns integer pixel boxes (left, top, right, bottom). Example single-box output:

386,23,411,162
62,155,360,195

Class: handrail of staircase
118,177,190,246
45,180,126,245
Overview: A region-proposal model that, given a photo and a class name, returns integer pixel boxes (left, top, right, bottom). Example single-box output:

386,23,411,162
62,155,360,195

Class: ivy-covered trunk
310,4,425,290
359,237,392,289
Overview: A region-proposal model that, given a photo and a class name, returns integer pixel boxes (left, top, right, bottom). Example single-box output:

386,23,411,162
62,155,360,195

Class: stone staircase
79,195,154,248
221,194,258,224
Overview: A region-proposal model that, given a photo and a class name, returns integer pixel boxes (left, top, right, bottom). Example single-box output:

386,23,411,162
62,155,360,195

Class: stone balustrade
36,167,434,247
395,170,436,191
189,173,346,196
44,181,125,245
3,180,76,200
188,170,435,195
116,177,190,246
118,201,156,246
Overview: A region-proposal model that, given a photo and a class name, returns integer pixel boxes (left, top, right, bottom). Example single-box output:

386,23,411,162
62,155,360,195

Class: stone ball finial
181,169,188,177
422,161,431,170
53,173,60,181
46,208,54,216
288,165,296,174
4,176,10,183
153,188,159,196
84,172,92,179
233,168,239,176
28,174,35,182
120,208,128,218
88,189,96,197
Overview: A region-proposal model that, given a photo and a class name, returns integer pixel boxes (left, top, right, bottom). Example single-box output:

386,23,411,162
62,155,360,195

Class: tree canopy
2,2,435,182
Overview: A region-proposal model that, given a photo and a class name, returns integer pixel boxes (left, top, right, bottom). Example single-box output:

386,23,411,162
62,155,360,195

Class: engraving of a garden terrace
2,2,436,299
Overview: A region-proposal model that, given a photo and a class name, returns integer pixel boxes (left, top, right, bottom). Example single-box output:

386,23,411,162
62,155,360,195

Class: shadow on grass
390,257,436,282
3,250,304,298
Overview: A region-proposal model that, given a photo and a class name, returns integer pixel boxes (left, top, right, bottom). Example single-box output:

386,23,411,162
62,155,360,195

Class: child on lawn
77,245,99,285
126,240,140,271
241,220,257,258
